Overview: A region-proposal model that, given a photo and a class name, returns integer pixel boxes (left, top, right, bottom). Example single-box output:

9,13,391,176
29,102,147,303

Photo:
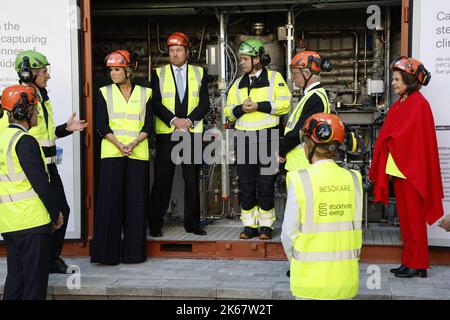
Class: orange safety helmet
0,85,38,112
291,51,328,74
301,113,345,145
105,50,133,68
167,32,189,47
391,56,430,85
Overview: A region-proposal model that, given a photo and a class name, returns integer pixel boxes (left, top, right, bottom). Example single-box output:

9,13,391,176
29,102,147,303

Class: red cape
369,91,444,225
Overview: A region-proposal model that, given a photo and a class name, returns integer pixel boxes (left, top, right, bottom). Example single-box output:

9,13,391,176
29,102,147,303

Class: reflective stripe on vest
45,156,57,165
0,190,38,203
292,248,361,262
155,64,203,134
100,84,150,161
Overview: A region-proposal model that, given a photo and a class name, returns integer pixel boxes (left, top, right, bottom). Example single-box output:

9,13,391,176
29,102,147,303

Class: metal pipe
197,25,206,62
218,13,230,204
147,22,152,81
350,31,359,104
156,22,165,54
286,10,294,88
364,28,368,79
385,6,391,107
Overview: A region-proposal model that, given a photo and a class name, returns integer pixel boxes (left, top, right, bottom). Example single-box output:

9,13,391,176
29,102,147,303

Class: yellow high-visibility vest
155,64,204,134
28,98,56,164
99,84,152,161
284,87,330,172
225,70,291,131
0,114,8,134
286,161,362,300
0,127,51,233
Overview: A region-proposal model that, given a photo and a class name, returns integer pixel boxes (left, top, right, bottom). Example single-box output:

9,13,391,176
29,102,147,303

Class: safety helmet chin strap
307,143,317,164
300,68,313,91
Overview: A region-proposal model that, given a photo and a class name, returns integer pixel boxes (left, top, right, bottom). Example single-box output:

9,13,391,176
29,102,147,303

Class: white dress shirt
169,62,192,127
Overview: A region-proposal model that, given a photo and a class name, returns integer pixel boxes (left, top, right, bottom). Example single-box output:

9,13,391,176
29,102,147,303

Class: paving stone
108,296,162,300
53,277,116,296
217,281,276,300
272,282,294,300
162,280,220,298
107,279,167,297
391,287,450,300
54,295,108,300
354,288,392,300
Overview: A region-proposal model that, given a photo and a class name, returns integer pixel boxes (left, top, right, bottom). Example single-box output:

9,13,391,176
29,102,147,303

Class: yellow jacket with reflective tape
28,98,56,164
225,69,291,131
0,127,51,233
0,114,8,135
155,64,204,134
286,161,362,300
284,87,330,172
99,84,152,161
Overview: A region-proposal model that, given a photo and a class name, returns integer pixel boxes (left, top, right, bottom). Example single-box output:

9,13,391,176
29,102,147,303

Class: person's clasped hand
243,97,258,113
438,214,450,232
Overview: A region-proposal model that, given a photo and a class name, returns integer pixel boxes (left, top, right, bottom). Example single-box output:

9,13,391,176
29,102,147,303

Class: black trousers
91,157,149,264
235,131,278,213
47,163,70,262
2,231,50,300
149,134,201,232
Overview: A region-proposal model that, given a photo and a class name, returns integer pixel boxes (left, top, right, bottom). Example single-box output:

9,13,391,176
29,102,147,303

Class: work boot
239,227,259,239
259,227,273,240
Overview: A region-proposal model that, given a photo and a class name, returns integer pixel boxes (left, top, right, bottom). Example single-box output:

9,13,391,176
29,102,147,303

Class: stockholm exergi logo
319,203,328,216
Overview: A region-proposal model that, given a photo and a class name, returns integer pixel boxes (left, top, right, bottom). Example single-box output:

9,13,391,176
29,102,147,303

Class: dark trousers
2,231,50,300
91,157,149,264
149,135,201,232
235,132,277,214
47,163,70,262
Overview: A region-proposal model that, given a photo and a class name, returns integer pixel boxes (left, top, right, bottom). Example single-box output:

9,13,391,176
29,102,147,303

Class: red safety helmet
301,113,345,145
0,85,38,112
391,56,430,85
167,32,189,47
105,50,133,68
291,51,324,74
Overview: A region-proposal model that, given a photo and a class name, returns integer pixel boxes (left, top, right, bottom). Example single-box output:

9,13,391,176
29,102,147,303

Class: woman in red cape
369,57,444,278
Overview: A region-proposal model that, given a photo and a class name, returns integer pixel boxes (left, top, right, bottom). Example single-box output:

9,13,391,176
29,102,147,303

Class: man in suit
149,32,210,236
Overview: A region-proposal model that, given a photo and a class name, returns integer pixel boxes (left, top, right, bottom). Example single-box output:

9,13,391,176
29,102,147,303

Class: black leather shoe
191,228,207,236
390,264,407,274
395,268,427,278
150,230,163,237
49,257,68,274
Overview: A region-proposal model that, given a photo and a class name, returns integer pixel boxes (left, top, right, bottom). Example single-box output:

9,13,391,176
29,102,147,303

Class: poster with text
0,0,82,239
413,0,450,246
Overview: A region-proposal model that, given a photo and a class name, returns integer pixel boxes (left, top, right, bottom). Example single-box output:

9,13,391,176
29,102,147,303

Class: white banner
0,0,82,239
412,0,450,246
